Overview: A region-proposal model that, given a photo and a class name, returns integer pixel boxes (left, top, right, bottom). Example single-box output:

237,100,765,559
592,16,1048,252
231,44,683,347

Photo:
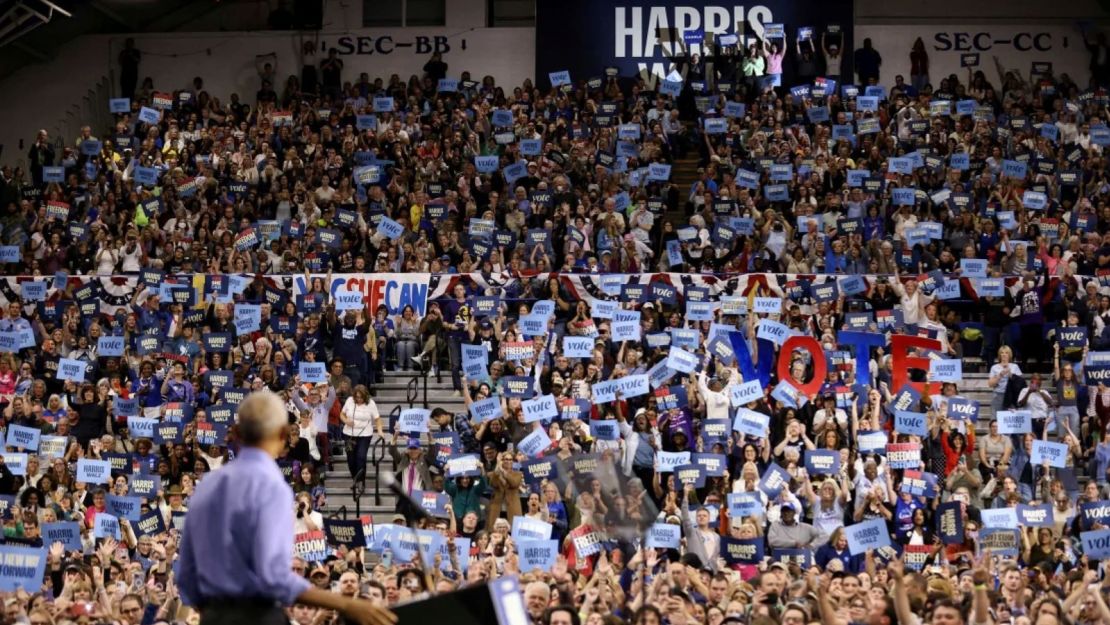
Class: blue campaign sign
549,70,571,86
722,537,765,565
109,97,130,113
517,540,558,572
42,521,82,550
733,408,769,438
703,117,727,134
398,408,431,434
521,394,558,423
0,246,20,263
154,422,183,445
1031,440,1069,468
129,475,161,499
724,101,746,118
727,492,763,518
980,507,1018,528
730,380,764,406
373,96,394,112
946,397,979,422
659,78,682,96
646,523,681,549
857,96,879,111
665,346,699,373
518,427,553,457
1002,159,1027,179
138,106,161,125
377,216,405,240
20,281,45,302
94,513,121,540
960,258,987,278
134,165,161,187
893,411,927,437
2,454,26,476
445,455,481,478
475,155,499,173
935,501,965,544
234,304,261,334
520,139,542,155
930,358,962,382
106,495,142,521
892,188,916,205
997,410,1032,434
1082,529,1110,560
1017,503,1054,528
648,163,672,180
298,362,326,383
135,510,167,538
57,358,86,383
1060,326,1088,349
805,449,840,475
334,290,365,312
468,399,503,424
759,463,791,497
0,545,47,591
98,335,125,357
5,425,39,451
845,518,892,555
562,336,594,358
355,115,378,130
127,416,156,439
500,376,534,398
461,344,488,380
504,161,527,183
692,453,726,477
512,516,554,542
1023,190,1048,210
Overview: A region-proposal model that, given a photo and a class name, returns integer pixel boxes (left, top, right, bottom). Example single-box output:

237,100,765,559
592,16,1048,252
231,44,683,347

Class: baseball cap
406,438,421,449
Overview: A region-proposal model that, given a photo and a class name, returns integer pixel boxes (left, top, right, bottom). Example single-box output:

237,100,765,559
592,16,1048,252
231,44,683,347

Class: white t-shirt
342,398,380,437
989,363,1022,395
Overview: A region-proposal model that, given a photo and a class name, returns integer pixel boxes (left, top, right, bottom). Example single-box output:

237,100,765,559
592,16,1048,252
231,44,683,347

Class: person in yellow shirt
408,190,427,230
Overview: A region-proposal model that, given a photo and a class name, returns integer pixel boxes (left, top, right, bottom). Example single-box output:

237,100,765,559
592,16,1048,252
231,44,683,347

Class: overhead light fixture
0,0,73,48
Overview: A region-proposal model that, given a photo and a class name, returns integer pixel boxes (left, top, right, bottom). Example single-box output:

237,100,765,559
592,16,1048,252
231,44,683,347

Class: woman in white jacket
619,408,661,484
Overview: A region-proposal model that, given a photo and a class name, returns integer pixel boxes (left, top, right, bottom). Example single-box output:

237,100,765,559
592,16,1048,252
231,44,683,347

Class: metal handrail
406,374,420,408
368,407,399,508
328,505,348,520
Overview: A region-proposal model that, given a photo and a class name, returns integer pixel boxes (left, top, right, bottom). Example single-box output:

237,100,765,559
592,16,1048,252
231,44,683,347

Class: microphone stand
352,468,366,518
381,471,436,594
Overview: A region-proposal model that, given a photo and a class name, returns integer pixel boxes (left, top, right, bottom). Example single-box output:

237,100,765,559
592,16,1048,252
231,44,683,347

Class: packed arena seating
2,25,1110,625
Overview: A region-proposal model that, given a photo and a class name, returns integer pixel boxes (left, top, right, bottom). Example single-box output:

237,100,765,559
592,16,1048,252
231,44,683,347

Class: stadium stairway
322,370,466,520
319,369,1084,520
668,153,700,223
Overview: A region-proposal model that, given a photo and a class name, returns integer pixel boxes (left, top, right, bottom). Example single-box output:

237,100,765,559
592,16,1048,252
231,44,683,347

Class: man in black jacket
27,130,54,188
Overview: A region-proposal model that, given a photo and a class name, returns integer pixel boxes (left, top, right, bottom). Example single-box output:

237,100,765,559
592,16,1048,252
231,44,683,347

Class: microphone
381,471,430,521
380,471,435,595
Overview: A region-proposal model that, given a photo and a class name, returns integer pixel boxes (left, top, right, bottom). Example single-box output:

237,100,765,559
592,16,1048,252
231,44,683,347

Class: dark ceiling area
0,0,260,82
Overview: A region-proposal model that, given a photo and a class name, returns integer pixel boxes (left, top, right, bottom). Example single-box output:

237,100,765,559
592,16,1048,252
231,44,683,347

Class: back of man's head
236,389,287,445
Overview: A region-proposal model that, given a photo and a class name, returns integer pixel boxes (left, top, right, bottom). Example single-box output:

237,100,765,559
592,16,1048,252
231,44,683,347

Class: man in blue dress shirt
177,389,397,625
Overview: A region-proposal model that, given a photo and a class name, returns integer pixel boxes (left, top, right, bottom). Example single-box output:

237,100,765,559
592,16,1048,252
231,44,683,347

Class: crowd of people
1,22,1110,625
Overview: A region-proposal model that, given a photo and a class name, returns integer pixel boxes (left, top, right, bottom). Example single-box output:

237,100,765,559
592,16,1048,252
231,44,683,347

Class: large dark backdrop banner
536,0,855,89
